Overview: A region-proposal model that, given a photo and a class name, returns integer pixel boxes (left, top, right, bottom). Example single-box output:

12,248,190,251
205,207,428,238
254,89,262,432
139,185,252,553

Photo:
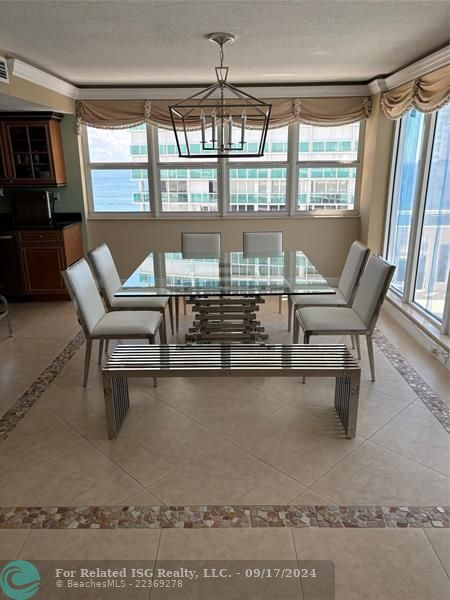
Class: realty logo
0,561,40,600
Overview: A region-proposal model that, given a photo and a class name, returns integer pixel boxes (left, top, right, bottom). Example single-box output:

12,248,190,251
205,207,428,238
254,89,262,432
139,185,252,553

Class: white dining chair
0,295,12,337
178,232,222,327
294,255,395,381
62,258,162,386
243,231,283,313
88,243,170,343
290,241,370,338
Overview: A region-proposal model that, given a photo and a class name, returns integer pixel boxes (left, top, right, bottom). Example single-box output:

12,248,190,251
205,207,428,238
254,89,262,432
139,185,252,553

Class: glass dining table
116,251,335,342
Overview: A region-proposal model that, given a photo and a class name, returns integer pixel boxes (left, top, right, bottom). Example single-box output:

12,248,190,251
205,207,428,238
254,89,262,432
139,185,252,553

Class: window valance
381,65,450,119
76,96,371,132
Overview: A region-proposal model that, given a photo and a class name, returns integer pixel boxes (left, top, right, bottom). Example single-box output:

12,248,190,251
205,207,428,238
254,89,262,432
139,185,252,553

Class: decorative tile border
0,505,448,530
373,329,450,433
0,331,85,442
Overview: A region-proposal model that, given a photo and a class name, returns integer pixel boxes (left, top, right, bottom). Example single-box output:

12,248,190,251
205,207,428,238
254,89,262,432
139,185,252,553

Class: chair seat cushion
297,306,367,332
92,311,161,337
292,289,346,307
111,296,168,310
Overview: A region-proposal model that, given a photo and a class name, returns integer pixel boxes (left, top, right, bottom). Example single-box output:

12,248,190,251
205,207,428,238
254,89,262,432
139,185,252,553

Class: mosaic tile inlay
0,506,448,530
0,331,85,442
373,329,450,433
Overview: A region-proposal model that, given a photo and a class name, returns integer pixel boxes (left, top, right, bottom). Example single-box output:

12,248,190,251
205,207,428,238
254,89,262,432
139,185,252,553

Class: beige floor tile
425,529,450,578
119,488,163,505
151,442,304,505
232,405,363,486
158,528,297,560
0,530,30,559
141,376,289,438
0,440,142,506
371,404,450,476
293,528,450,600
20,529,160,560
291,488,336,505
312,441,450,505
354,391,410,439
0,405,84,481
92,394,223,486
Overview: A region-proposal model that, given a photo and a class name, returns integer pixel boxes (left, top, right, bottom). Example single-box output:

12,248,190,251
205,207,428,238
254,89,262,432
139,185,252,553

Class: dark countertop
0,213,82,231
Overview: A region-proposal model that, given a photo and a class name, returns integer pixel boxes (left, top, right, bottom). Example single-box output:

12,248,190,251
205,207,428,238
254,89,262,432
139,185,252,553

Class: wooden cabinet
0,113,66,186
18,223,83,300
0,231,26,296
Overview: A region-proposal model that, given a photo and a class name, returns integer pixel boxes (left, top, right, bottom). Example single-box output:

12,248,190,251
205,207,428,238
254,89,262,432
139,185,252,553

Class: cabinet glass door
7,124,52,180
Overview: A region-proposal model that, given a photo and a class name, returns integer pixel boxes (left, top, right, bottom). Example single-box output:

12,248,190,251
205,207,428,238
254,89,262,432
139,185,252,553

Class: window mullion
402,113,434,303
288,123,299,215
149,125,160,217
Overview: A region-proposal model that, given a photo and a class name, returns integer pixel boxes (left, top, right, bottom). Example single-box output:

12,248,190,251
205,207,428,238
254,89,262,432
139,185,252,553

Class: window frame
384,108,449,325
82,121,364,219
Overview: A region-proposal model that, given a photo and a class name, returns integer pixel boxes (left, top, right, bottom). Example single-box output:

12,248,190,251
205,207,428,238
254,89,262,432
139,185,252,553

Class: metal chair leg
302,332,310,383
278,295,282,314
351,335,355,349
160,312,167,344
150,336,158,387
293,311,300,344
355,335,361,360
83,338,92,387
105,340,110,355
175,297,180,332
98,339,104,364
168,297,174,335
287,297,292,332
183,296,187,315
366,334,375,382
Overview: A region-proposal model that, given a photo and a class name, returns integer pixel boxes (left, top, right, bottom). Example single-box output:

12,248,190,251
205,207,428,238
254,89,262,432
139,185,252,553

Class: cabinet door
21,245,66,293
0,124,12,184
0,233,25,295
4,122,56,184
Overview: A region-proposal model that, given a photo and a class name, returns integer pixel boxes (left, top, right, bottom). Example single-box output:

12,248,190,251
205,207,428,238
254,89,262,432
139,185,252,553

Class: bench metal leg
103,373,130,439
354,335,361,360
302,333,310,383
175,297,180,332
334,371,360,438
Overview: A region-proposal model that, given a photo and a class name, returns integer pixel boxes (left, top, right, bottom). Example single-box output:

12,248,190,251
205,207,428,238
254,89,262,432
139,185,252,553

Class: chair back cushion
181,233,221,257
89,244,122,307
353,256,395,329
64,259,106,334
338,241,370,301
243,232,283,255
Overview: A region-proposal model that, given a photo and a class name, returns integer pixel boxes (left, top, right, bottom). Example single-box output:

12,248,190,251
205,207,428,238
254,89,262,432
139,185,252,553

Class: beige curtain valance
381,66,450,119
76,96,371,132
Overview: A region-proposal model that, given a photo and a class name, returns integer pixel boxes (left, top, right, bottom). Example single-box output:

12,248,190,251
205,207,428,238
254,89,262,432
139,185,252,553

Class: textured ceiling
0,0,449,86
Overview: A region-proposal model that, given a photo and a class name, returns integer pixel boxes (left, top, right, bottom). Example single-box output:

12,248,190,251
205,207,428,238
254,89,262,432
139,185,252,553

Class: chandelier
169,33,271,158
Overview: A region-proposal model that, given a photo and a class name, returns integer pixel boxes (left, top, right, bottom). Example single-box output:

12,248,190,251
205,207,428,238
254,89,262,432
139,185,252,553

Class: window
84,121,364,216
86,126,150,212
297,123,361,212
385,103,450,323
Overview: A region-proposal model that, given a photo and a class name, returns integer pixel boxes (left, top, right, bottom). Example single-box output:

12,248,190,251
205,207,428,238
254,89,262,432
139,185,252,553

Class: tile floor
0,298,449,599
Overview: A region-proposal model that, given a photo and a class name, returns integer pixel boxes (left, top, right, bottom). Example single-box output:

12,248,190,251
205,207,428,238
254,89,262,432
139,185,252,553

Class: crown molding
7,58,78,99
77,84,371,100
382,45,449,91
5,46,449,103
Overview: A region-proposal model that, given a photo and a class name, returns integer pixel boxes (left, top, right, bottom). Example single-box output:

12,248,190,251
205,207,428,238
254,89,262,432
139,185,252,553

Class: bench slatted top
103,344,359,378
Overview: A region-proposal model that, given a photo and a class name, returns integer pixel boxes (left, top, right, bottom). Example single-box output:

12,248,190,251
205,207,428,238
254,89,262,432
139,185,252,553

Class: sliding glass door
413,104,450,319
385,103,450,326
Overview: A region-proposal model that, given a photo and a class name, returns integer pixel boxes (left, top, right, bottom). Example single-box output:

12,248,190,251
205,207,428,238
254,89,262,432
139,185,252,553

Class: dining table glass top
116,251,335,297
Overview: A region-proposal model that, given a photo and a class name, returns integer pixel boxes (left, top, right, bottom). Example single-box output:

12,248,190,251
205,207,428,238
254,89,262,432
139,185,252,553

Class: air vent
0,57,9,83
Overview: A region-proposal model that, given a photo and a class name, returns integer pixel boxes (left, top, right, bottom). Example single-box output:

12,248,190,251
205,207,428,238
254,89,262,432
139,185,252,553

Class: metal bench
102,344,361,440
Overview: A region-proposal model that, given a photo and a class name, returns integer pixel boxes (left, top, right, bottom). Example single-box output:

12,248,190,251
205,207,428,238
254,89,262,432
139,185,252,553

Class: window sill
386,291,450,353
86,212,360,221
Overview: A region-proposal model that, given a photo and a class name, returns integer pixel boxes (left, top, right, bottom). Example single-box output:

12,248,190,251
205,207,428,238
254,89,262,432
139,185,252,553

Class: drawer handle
0,235,13,240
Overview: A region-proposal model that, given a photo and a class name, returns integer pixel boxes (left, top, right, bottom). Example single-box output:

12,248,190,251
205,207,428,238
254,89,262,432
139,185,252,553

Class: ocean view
91,169,148,212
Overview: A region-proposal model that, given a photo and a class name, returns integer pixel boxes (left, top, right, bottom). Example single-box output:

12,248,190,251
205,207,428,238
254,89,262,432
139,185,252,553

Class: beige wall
86,216,360,279
359,94,395,253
